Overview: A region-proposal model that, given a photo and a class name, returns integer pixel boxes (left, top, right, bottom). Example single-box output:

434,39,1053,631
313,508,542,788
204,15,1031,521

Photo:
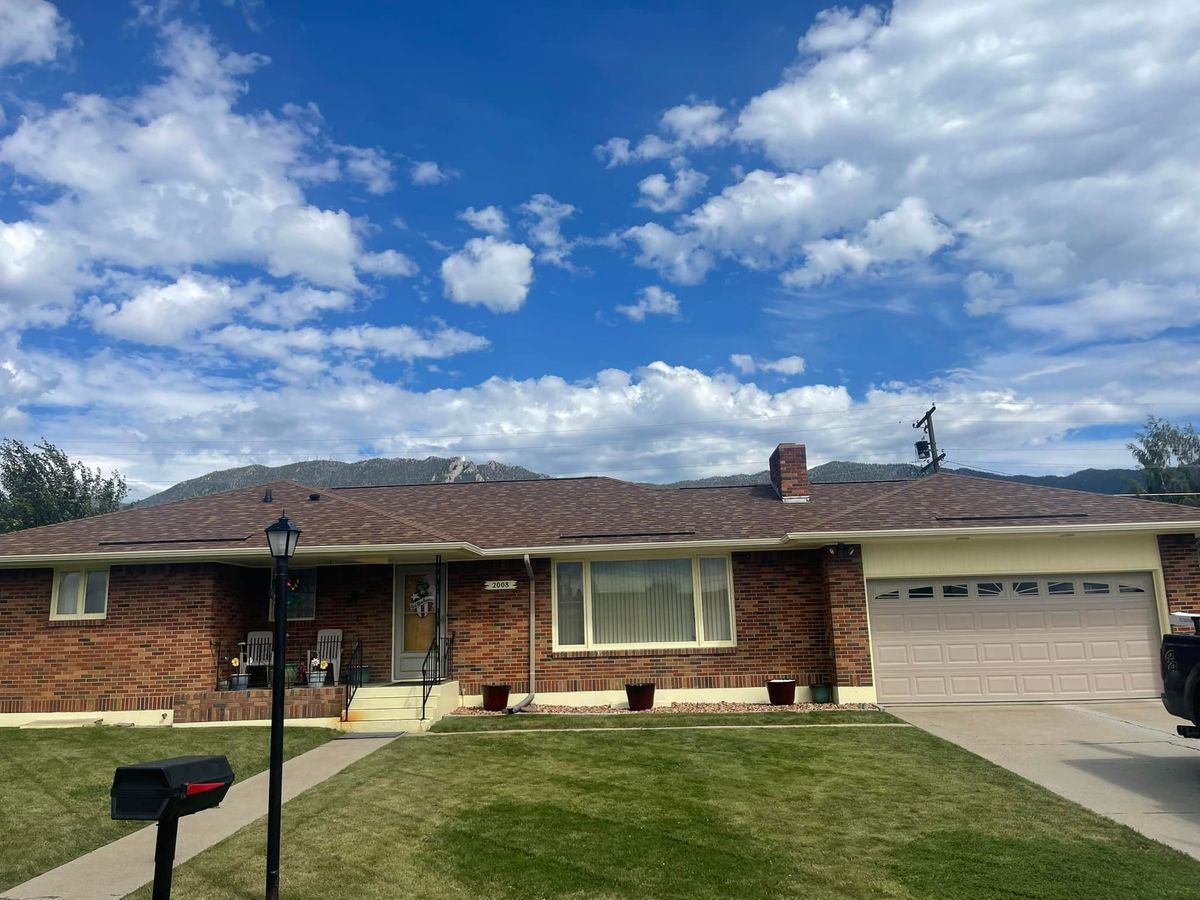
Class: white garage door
868,573,1161,703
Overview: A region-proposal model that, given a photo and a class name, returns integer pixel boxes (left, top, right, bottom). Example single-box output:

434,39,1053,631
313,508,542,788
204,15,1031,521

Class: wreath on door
409,577,435,618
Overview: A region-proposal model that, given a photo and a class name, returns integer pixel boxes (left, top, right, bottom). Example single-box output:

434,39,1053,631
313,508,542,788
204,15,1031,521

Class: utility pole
913,404,946,475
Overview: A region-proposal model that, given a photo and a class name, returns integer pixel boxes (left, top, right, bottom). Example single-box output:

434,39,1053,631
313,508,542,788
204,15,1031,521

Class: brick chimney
769,443,810,503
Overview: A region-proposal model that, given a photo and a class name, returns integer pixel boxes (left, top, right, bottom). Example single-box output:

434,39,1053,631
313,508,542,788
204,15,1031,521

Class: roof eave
788,520,1200,542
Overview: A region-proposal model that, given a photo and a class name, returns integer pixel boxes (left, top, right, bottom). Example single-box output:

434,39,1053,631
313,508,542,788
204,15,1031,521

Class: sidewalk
3,733,399,900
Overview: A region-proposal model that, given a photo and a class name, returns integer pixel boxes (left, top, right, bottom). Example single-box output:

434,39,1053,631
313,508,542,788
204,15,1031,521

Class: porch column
821,545,876,703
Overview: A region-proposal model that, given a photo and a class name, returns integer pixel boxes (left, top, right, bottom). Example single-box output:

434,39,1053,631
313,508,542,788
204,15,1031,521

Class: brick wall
173,687,342,723
0,563,222,714
822,547,873,688
1160,534,1200,632
447,550,836,695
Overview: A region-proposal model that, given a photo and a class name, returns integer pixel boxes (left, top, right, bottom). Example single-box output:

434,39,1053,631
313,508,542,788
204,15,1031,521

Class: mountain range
130,455,1148,508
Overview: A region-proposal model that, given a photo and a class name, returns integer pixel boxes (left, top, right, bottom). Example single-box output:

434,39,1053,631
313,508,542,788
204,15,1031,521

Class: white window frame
551,554,737,652
49,568,110,621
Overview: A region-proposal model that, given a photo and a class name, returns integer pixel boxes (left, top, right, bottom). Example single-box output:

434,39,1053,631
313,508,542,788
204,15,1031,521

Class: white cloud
335,144,393,194
358,249,418,277
85,273,248,345
205,323,489,366
410,160,454,186
616,286,680,322
625,163,873,282
1003,282,1200,343
520,193,577,268
0,22,408,295
0,219,88,328
729,354,806,376
247,285,354,327
636,162,708,213
800,4,883,52
0,0,71,68
783,197,953,286
440,236,535,313
597,102,729,166
458,205,509,236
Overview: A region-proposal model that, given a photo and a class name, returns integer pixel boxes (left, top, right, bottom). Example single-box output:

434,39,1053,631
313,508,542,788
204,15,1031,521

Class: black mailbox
112,755,235,820
111,755,235,900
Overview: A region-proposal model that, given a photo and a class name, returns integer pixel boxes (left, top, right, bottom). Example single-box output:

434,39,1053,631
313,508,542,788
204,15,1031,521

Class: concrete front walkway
893,700,1200,860
2,733,398,900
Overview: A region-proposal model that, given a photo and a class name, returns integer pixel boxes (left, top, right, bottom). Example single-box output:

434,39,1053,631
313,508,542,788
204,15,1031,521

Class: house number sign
485,580,517,591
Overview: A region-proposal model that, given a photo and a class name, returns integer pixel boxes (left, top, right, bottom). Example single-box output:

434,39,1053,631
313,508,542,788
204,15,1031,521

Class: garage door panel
911,644,944,663
869,573,1160,703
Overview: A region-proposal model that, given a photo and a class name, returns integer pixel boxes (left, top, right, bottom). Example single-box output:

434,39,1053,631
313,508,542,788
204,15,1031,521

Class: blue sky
1,0,1199,497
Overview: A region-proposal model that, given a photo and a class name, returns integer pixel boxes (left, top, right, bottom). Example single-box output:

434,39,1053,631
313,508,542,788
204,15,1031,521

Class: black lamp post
264,514,300,900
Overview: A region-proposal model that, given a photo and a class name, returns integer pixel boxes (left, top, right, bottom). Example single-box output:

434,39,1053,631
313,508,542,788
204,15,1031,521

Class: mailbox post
111,755,235,900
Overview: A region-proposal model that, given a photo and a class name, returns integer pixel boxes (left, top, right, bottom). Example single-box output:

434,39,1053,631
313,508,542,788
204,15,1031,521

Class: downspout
506,554,537,713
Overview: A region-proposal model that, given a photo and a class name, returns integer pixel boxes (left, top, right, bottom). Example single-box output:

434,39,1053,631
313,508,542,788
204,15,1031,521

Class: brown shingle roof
0,471,1196,561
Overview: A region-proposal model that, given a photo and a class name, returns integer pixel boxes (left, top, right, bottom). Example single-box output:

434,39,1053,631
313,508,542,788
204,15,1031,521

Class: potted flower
307,656,330,687
625,682,655,711
230,656,249,691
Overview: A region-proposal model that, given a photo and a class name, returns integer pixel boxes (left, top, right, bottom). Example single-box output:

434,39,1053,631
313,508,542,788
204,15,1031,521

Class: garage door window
1047,580,1076,595
1083,582,1111,595
871,574,1154,603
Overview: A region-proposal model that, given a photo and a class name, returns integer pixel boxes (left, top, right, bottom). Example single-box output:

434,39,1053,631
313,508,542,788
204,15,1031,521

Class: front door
393,564,445,681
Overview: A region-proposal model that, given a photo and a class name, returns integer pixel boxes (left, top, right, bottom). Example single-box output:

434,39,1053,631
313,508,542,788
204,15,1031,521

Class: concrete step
340,718,425,734
348,695,426,710
346,706,426,722
353,685,428,700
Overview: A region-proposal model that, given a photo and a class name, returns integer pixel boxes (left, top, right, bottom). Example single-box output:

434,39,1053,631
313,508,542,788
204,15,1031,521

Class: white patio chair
316,628,343,685
244,630,273,669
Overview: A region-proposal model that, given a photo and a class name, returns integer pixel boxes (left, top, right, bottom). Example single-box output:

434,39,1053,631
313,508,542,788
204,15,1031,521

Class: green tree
0,439,128,533
1127,417,1200,507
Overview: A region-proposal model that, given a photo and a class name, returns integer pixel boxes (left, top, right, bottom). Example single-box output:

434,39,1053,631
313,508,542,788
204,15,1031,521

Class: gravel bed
451,701,880,717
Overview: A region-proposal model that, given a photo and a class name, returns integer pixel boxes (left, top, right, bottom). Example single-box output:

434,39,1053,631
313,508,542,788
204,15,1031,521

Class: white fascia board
786,521,1200,542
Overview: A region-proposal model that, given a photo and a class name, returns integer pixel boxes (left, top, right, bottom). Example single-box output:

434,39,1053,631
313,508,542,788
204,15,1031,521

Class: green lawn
430,710,897,731
0,725,335,891
134,716,1200,899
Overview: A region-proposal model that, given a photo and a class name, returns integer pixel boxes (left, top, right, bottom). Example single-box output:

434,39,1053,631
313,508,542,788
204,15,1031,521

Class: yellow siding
861,533,1169,633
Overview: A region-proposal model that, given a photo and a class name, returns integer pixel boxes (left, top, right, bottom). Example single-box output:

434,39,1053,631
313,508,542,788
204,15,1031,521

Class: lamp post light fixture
264,514,300,900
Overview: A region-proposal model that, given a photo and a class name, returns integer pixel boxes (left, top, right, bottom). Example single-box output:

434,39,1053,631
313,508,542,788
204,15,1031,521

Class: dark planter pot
809,683,833,704
482,684,511,712
767,678,797,706
350,665,370,685
625,682,655,711
230,673,250,691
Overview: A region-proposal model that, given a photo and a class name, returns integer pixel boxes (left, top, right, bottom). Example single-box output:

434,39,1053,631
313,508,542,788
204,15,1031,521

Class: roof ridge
278,479,457,543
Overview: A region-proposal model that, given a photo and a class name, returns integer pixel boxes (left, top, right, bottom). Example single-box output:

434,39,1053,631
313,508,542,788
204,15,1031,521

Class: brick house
2,442,1200,730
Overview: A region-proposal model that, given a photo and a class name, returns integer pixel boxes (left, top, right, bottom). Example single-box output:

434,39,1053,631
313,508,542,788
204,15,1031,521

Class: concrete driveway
892,700,1200,860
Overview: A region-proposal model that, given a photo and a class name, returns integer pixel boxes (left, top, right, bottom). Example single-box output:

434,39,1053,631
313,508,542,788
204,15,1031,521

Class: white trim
550,554,737,653
0,709,172,728
460,685,823,708
48,567,110,621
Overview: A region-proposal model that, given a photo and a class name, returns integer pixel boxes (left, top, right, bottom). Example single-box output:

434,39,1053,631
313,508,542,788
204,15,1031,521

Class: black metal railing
342,639,364,721
420,631,455,720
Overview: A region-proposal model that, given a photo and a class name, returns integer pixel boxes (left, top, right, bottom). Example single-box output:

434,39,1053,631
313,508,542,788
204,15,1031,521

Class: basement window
50,569,109,621
553,556,735,650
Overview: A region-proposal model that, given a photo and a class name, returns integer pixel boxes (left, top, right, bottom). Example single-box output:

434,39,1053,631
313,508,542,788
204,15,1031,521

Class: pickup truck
1162,612,1200,739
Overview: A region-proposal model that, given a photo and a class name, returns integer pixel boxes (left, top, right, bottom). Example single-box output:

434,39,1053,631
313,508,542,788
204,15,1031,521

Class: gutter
506,554,536,714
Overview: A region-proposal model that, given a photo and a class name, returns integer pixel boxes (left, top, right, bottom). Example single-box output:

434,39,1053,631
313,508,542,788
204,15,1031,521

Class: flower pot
284,662,300,688
230,673,250,691
350,665,370,685
625,682,655,711
767,678,797,706
809,683,833,704
217,678,231,692
482,684,510,712
307,670,328,687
